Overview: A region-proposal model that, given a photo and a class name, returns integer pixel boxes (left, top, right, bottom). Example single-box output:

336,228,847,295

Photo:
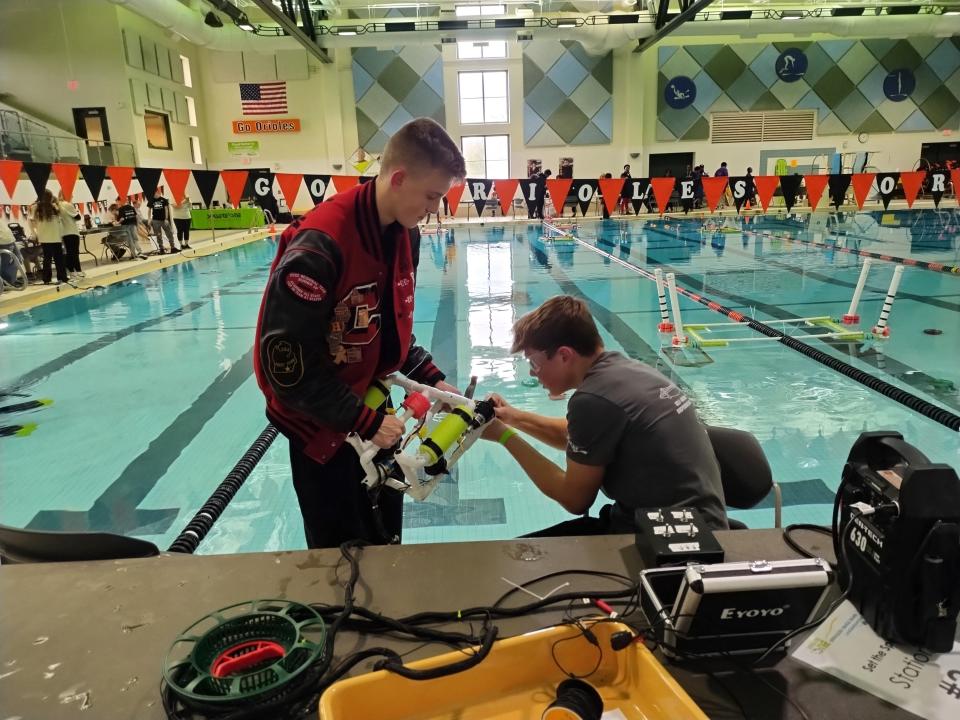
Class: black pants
290,441,403,548
523,505,615,538
174,218,191,246
41,242,68,283
62,234,81,272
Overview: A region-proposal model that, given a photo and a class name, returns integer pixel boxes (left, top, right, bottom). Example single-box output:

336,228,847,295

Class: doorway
648,152,694,178
72,107,113,165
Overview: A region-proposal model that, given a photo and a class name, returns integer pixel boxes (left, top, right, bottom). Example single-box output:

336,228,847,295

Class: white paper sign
792,601,960,720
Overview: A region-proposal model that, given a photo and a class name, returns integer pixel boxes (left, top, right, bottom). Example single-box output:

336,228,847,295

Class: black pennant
135,167,163,201
627,178,651,215
303,174,331,205
929,171,947,209
248,169,275,199
192,170,220,208
570,179,598,217
875,172,900,210
79,164,107,201
466,178,493,216
729,176,752,213
24,162,51,199
828,174,852,210
779,175,803,212
518,178,539,216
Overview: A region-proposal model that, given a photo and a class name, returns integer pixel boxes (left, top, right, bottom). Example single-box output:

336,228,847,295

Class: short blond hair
381,118,466,180
511,295,602,356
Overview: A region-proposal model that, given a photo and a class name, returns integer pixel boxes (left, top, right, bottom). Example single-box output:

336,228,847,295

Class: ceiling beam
635,0,715,53
250,0,332,63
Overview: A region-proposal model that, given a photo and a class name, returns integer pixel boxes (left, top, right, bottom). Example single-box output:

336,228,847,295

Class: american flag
240,82,287,115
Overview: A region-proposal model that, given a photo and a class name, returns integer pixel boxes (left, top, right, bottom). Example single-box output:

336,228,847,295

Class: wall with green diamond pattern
352,45,447,154
523,40,613,146
656,38,960,142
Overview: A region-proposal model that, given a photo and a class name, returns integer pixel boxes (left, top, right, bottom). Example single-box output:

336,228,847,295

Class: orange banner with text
232,118,301,134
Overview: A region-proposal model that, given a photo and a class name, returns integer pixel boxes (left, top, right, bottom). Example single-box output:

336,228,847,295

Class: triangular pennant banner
803,174,829,212
570,179,598,217
899,170,926,209
493,178,519,216
929,171,948,209
275,173,304,208
545,177,573,217
828,174,852,210
24,162,51,199
192,169,220,208
729,176,750,212
851,173,875,210
702,176,728,212
11,204,19,219
79,164,107,201
952,170,960,207
303,174,331,205
135,167,163,202
221,170,249,208
163,168,192,206
626,178,650,215
753,175,778,213
466,178,493,216
0,159,22,199
875,172,900,210
249,170,275,200
649,177,676,215
598,177,624,216
518,178,539,216
446,182,466,215
107,166,134,202
779,175,803,212
331,175,359,193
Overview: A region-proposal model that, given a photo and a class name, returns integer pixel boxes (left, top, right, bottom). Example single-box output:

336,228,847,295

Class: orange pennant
331,175,359,193
598,177,624,215
220,170,249,208
650,177,676,215
493,178,519,216
953,170,960,207
851,173,875,210
51,163,79,202
753,176,779,213
899,170,926,209
545,177,573,217
107,166,134,202
445,182,465,214
275,173,304,208
701,176,728,212
0,159,22,199
164,168,192,206
11,204,20,219
803,174,829,212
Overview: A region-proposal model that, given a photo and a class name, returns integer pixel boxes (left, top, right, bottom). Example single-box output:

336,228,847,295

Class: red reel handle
211,640,285,678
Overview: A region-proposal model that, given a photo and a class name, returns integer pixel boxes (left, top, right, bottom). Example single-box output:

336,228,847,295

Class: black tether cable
576,238,960,432
168,424,280,553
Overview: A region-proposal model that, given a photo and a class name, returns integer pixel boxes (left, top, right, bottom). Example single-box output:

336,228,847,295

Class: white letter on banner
254,177,270,196
733,180,746,198
931,173,945,193
472,182,488,200
879,176,896,195
310,178,326,197
680,181,694,199
578,184,593,202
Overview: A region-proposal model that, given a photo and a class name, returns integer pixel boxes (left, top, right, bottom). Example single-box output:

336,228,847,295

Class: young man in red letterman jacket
254,118,466,548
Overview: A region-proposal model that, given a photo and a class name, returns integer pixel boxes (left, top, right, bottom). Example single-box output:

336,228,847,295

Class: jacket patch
266,337,304,387
285,272,327,302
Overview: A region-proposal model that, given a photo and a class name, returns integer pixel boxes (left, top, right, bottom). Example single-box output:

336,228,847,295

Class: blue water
2,210,958,554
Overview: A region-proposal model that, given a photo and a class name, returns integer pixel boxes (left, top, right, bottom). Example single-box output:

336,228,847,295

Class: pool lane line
576,238,960,433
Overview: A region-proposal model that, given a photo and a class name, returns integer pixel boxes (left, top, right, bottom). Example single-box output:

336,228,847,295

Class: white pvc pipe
846,258,873,320
666,273,685,344
873,265,904,335
654,268,670,325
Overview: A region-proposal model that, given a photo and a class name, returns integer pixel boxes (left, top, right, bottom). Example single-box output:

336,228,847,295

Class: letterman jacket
253,180,445,464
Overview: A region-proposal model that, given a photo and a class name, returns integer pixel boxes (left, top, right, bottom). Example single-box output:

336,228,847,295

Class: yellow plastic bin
319,621,707,719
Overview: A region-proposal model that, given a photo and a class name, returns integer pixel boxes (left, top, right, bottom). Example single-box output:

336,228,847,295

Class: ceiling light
781,10,803,20
337,26,358,35
204,11,224,28
557,19,577,28
721,10,752,21
831,7,865,16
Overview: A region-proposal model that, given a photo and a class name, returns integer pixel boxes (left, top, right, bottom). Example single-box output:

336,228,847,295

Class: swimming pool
2,210,958,554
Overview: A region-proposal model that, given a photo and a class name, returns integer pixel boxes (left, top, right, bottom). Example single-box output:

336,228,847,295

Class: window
458,71,508,124
455,4,505,17
457,41,507,60
189,136,202,165
180,54,192,88
185,96,197,127
461,135,509,179
144,110,172,150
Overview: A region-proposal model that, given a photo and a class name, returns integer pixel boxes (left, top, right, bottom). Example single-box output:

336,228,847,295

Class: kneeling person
484,295,728,534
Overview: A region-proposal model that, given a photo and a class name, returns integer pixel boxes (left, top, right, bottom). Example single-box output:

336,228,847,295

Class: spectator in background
57,191,82,279
744,167,756,207
114,197,144,259
715,161,731,208
535,169,552,219
171,194,193,250
150,187,179,254
619,164,632,214
30,189,72,284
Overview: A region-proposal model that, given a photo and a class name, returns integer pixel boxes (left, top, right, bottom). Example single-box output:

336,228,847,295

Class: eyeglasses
524,350,555,374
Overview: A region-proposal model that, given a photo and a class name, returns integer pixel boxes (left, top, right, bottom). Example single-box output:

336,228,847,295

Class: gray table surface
0,529,916,719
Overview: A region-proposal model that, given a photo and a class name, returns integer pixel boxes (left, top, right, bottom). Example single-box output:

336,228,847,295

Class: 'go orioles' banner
0,159,957,218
